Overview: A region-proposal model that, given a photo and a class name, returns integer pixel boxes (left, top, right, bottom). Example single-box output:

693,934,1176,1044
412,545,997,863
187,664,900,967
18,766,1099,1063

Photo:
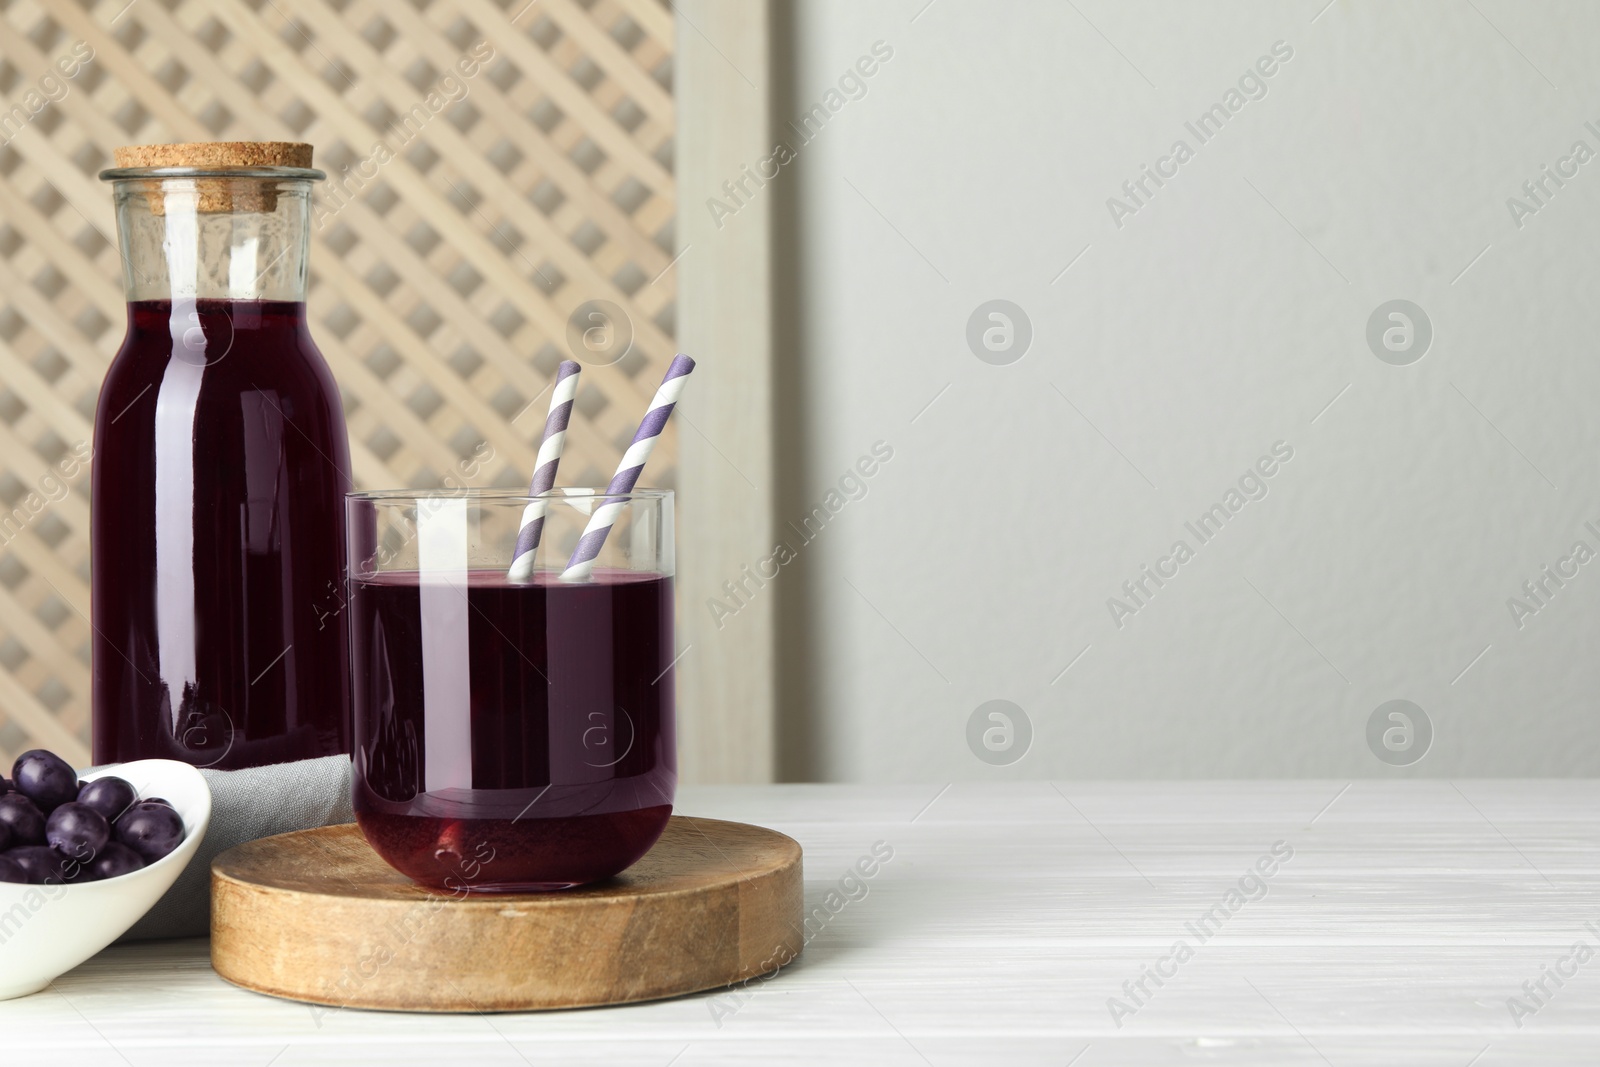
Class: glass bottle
93,143,351,768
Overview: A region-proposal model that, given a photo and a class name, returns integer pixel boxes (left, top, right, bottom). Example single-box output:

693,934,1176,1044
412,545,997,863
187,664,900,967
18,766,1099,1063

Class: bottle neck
110,177,313,304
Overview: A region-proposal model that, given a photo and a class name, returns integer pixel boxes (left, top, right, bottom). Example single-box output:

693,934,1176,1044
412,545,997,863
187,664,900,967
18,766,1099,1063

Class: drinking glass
346,488,676,892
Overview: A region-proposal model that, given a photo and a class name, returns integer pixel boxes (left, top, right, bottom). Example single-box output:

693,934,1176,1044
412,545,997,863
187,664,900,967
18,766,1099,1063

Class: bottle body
92,300,350,767
93,150,350,768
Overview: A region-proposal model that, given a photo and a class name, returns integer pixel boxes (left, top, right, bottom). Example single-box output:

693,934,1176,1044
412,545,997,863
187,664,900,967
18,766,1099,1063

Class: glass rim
346,486,674,503
98,166,327,182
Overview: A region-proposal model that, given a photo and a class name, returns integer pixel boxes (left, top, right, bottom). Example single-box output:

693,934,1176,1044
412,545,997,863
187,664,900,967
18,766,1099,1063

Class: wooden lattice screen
0,0,678,768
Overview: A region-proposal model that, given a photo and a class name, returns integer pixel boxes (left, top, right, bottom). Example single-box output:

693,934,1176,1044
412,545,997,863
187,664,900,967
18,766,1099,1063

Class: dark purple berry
7,845,68,884
77,777,138,823
0,793,45,846
114,803,185,862
0,820,10,852
12,750,79,814
140,797,174,810
0,777,11,793
0,855,25,883
62,854,96,883
87,842,145,881
46,802,110,860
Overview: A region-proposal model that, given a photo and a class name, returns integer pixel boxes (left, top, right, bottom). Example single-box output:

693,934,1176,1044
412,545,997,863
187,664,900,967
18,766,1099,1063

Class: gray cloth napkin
118,754,355,941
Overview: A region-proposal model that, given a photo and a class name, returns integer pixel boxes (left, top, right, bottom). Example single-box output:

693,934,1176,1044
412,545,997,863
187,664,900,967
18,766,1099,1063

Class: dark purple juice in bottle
350,569,676,891
96,146,351,768
92,300,352,768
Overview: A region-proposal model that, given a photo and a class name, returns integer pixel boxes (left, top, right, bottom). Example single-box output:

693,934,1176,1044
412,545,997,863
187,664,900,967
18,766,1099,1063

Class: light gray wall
748,0,1600,780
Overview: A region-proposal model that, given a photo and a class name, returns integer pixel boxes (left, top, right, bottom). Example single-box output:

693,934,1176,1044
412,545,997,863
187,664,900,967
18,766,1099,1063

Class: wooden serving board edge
209,817,805,1013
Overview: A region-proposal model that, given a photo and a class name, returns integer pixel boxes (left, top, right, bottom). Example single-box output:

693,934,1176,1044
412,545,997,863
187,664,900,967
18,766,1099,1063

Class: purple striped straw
507,360,581,582
561,353,695,581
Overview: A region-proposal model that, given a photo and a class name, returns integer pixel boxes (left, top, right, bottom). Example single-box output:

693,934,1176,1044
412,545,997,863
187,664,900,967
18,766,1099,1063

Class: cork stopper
113,141,314,170
111,142,316,214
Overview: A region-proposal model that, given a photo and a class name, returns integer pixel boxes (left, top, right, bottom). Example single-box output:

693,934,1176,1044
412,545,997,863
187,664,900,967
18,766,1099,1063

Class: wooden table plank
3,781,1597,1065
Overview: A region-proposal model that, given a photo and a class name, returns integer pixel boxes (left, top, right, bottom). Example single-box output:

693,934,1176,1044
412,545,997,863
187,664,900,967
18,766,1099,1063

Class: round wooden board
210,817,804,1012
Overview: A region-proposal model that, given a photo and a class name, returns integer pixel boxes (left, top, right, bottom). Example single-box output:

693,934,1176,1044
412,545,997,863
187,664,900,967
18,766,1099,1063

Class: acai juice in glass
347,489,677,892
93,143,351,768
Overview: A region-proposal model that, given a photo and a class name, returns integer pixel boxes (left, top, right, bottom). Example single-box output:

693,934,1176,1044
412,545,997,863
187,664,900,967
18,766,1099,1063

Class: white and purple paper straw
561,353,695,582
507,360,581,582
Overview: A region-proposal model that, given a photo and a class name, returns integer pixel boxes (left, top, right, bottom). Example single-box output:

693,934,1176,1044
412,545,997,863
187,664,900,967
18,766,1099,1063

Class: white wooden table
6,781,1599,1065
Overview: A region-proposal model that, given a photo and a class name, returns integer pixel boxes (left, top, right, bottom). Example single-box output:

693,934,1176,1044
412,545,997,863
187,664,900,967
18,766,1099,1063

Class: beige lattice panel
0,0,678,768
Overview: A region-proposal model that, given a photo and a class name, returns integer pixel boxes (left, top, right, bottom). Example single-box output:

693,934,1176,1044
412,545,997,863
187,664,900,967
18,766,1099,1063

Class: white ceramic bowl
0,759,211,999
